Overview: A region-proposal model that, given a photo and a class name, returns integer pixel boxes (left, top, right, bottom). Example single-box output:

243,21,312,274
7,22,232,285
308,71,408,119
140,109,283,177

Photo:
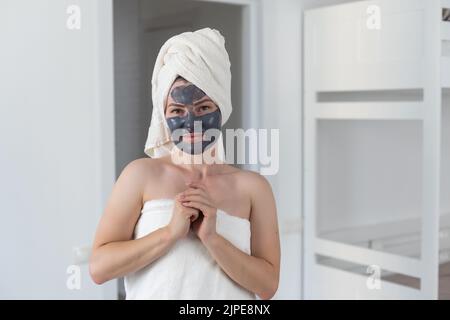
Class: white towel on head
144,27,232,159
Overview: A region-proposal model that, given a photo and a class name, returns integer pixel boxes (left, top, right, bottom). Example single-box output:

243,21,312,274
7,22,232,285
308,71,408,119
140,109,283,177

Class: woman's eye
200,106,210,111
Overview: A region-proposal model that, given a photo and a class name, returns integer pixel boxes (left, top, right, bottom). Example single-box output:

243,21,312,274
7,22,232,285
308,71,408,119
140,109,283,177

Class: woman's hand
166,193,200,241
180,181,218,244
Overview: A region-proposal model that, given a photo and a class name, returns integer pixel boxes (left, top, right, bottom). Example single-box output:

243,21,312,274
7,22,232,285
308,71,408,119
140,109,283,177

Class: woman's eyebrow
167,98,213,107
167,103,187,107
194,97,213,105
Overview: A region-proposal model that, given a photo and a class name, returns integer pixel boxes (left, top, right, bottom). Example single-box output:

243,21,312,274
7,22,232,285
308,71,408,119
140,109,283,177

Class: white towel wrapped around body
144,28,232,159
124,199,256,299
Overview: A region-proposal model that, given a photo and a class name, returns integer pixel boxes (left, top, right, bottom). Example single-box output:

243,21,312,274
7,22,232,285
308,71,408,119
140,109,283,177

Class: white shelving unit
304,0,450,299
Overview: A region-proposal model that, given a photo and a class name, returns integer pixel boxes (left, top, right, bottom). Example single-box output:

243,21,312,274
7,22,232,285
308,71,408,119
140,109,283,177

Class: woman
89,28,280,300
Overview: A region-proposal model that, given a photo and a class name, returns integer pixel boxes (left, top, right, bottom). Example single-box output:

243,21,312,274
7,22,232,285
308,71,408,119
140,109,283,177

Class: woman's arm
201,174,280,300
89,159,175,285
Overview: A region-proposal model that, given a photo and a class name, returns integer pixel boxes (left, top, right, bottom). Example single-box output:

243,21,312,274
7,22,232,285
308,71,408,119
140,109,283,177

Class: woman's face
164,76,222,154
165,77,218,119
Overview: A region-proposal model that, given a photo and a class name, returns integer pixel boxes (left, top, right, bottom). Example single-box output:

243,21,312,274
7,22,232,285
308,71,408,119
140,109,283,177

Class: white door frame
94,0,117,300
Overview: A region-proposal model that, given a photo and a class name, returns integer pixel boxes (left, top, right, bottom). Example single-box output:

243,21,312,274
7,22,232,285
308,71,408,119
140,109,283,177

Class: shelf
304,0,449,299
309,263,424,299
318,212,450,264
314,238,422,278
314,102,424,120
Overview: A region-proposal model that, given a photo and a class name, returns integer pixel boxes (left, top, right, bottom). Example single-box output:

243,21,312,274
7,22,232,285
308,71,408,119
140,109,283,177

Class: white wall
0,0,115,298
259,0,302,299
443,93,450,216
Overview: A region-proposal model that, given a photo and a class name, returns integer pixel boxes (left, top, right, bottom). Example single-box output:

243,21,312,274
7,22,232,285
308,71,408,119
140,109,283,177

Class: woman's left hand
180,181,218,244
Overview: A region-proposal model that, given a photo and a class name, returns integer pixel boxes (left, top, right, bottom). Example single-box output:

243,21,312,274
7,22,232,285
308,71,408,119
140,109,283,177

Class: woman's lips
182,132,203,143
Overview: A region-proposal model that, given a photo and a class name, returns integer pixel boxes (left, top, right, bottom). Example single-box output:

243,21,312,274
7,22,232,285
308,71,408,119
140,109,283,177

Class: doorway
112,0,260,299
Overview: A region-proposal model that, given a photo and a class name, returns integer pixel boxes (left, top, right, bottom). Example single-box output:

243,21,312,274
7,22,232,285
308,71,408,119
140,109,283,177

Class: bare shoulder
230,166,272,191
235,170,277,224
222,165,274,206
117,157,167,188
120,157,164,176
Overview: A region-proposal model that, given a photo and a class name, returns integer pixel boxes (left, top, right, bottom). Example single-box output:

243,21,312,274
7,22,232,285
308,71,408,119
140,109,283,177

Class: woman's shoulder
225,166,275,219
119,157,168,180
222,164,271,189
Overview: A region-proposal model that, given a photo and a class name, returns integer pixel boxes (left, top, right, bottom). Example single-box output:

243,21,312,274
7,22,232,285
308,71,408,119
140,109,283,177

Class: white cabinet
304,0,450,299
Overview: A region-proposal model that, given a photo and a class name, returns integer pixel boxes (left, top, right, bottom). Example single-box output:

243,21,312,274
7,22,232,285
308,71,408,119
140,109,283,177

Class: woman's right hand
166,193,200,241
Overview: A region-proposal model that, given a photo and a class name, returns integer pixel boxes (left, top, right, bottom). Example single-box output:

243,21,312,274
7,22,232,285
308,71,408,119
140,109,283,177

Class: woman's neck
170,143,225,179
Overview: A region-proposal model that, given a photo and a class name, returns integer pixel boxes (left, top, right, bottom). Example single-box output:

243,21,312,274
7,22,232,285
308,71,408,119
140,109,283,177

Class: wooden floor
383,262,450,299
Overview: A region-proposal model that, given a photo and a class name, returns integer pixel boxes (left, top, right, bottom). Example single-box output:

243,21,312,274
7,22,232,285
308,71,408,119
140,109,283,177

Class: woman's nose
184,111,196,130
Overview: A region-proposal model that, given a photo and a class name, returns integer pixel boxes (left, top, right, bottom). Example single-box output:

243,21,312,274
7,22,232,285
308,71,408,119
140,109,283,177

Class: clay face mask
166,83,222,155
